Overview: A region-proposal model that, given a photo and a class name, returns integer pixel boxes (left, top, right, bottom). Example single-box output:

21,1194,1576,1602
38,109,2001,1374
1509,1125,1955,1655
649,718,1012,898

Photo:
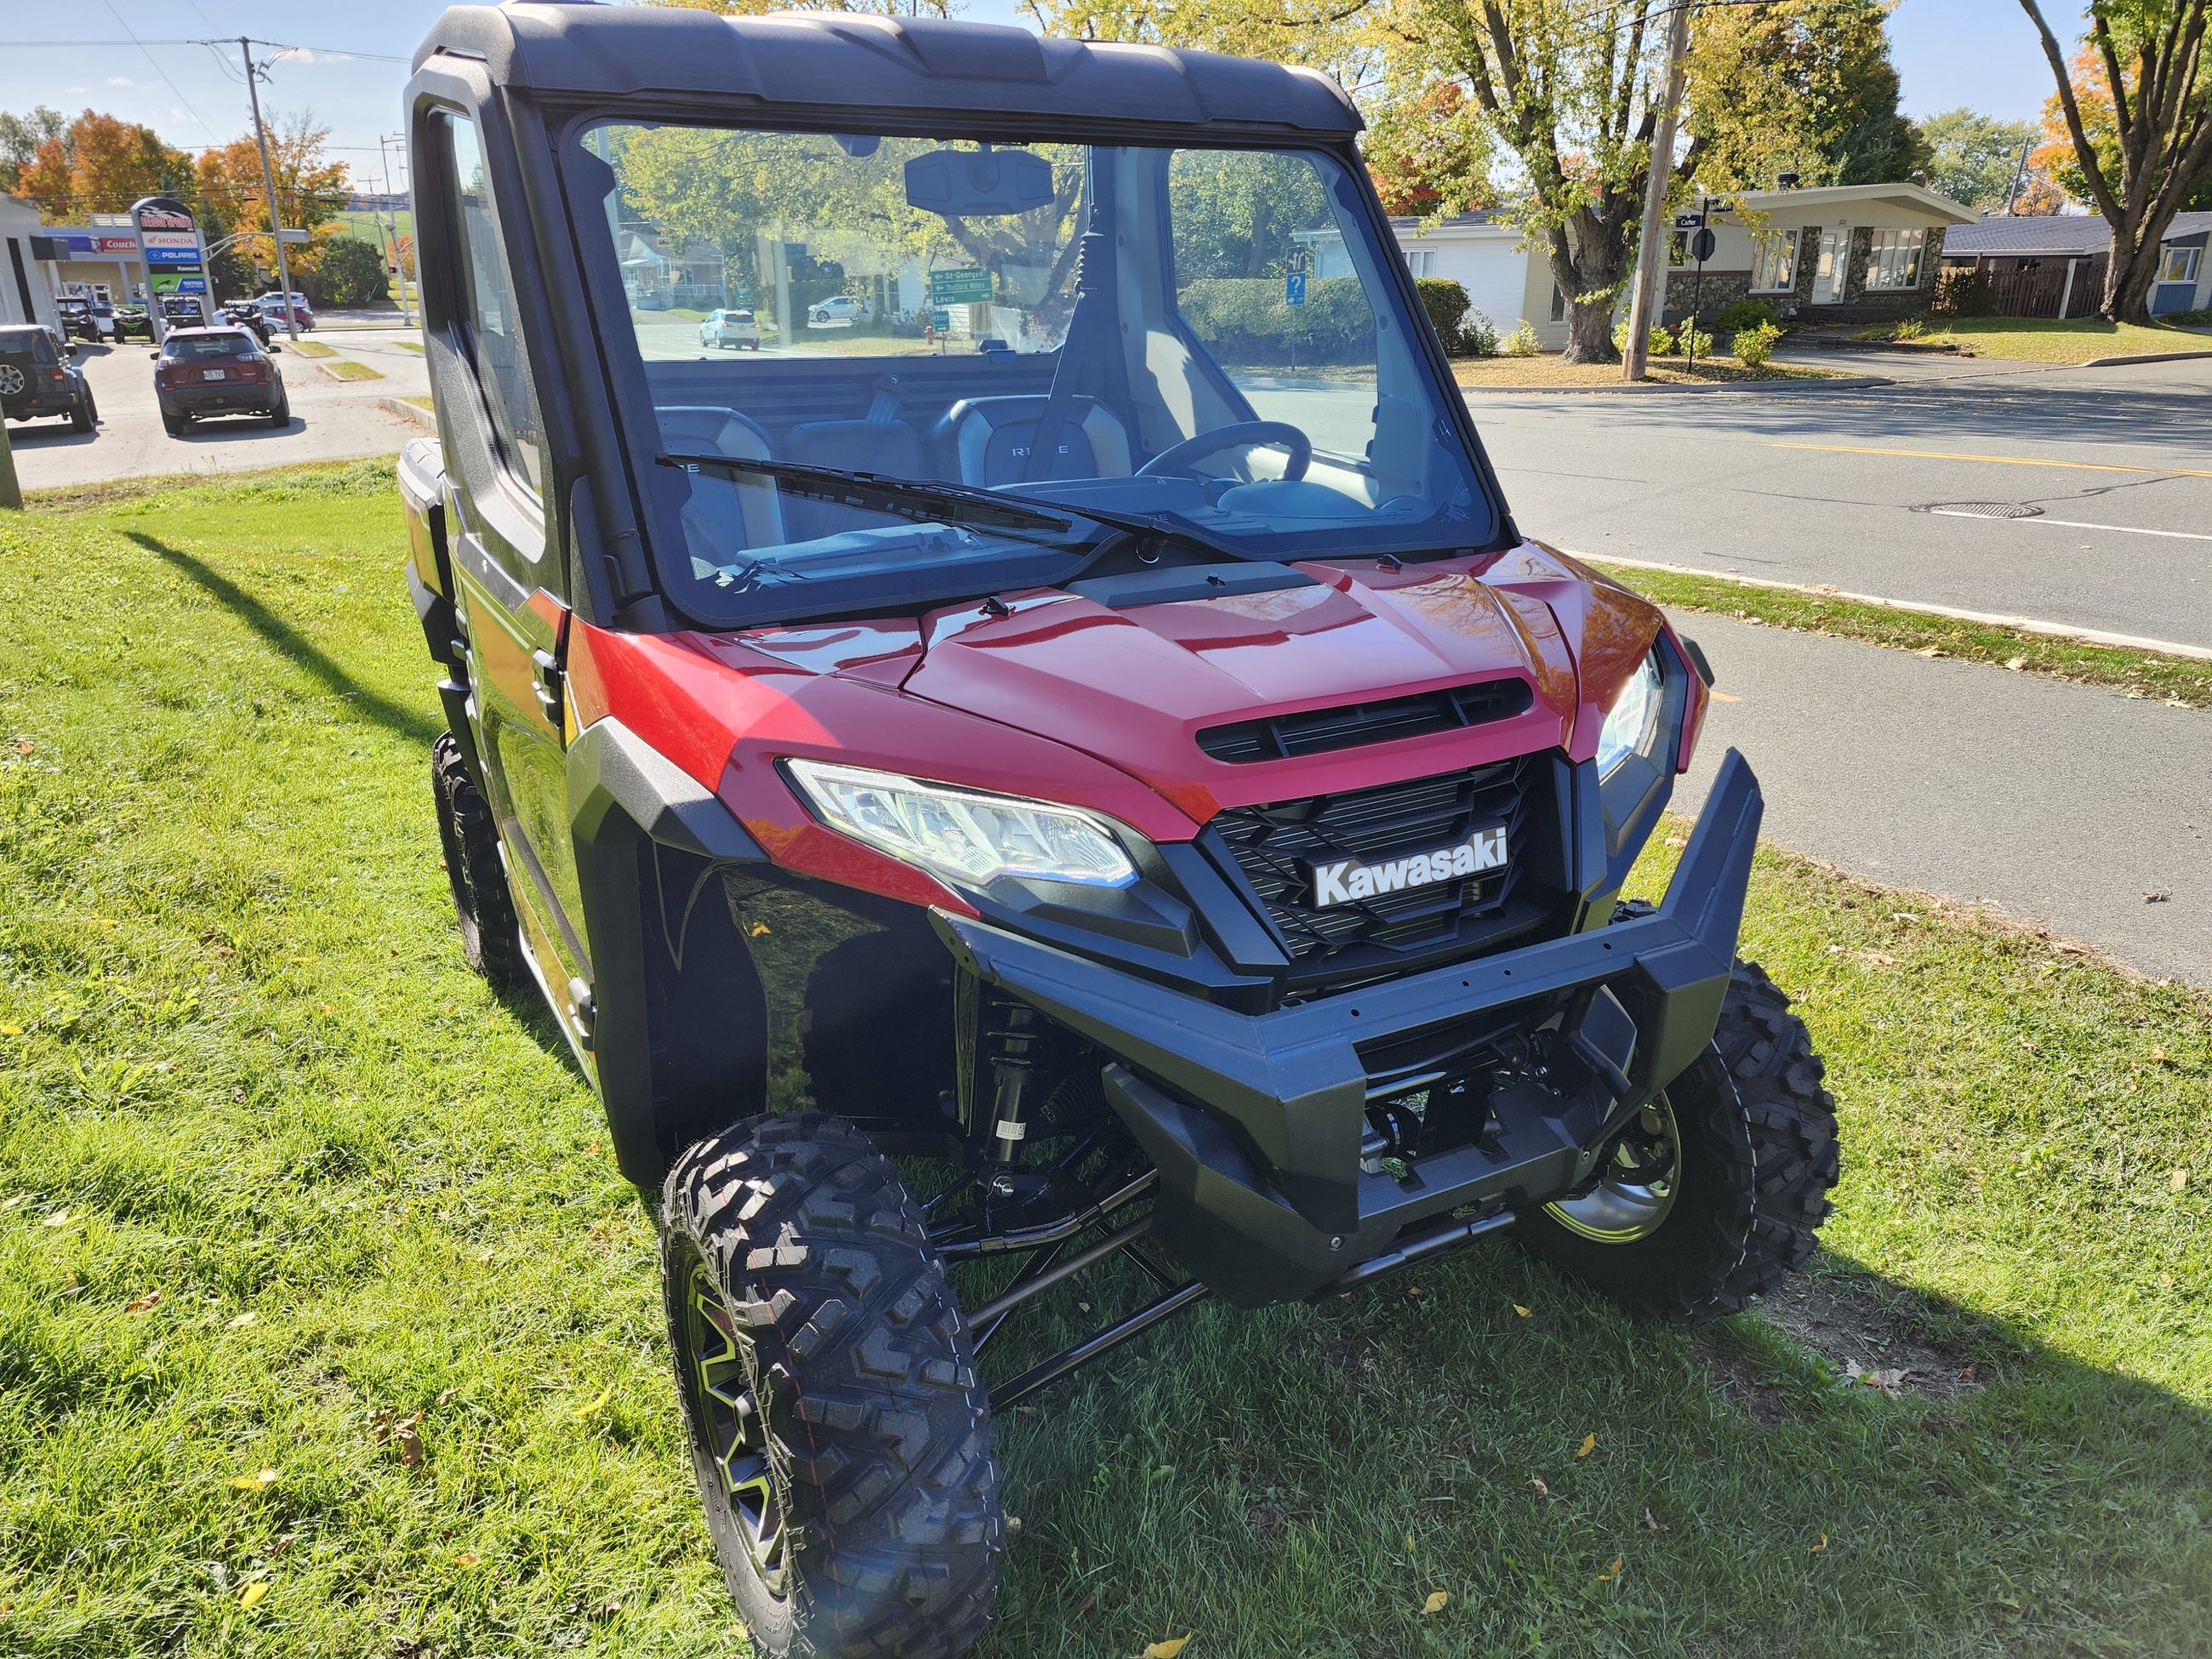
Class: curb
1461,373,1891,396
1576,551,2212,664
380,396,435,429
2078,349,2212,368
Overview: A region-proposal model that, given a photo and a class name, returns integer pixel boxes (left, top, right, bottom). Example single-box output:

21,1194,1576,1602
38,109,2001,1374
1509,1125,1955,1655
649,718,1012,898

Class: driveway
5,331,430,493
1473,354,2212,648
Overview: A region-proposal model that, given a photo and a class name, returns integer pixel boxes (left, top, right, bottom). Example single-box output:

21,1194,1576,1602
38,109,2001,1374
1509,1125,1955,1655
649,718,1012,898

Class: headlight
785,760,1137,889
1595,649,1663,778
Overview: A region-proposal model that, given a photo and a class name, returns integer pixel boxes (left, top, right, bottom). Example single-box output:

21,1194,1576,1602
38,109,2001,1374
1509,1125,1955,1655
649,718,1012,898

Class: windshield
574,122,1497,623
165,333,256,360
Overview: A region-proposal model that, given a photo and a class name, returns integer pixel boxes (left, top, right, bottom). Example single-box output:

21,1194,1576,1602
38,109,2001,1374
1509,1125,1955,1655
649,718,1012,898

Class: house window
1549,282,1566,322
2160,244,2203,284
1405,249,1435,278
1750,230,1801,293
1865,228,1927,291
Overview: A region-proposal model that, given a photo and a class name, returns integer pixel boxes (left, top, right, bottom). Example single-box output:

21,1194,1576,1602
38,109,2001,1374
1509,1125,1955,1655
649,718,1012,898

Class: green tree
1919,107,2040,210
2020,0,2212,320
1025,0,1909,362
0,106,67,197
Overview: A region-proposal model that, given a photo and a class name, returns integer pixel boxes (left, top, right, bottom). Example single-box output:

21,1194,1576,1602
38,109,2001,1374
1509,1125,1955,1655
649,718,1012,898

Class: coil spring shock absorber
984,1000,1049,1166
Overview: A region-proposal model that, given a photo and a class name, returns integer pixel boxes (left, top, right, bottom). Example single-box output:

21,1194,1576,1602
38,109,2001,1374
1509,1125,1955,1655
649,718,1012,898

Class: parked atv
398,10,1839,1656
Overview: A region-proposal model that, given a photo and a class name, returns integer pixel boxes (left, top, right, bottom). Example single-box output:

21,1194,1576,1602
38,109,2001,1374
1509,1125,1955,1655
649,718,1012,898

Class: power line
100,3,219,142
10,37,410,60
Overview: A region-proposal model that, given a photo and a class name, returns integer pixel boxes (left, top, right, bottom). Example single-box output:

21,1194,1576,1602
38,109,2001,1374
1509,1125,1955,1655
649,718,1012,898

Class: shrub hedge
1177,276,1374,366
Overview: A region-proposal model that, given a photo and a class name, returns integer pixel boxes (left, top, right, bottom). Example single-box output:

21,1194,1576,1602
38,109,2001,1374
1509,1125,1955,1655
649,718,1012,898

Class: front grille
1197,678,1532,763
1209,758,1532,966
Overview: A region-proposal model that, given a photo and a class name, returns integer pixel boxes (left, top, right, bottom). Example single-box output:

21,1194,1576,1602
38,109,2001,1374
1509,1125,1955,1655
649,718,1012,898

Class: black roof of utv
414,3,1362,134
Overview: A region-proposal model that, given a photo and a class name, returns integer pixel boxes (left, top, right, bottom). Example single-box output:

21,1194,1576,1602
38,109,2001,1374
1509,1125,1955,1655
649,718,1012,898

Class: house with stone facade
1653,182,1975,325
1372,181,1975,346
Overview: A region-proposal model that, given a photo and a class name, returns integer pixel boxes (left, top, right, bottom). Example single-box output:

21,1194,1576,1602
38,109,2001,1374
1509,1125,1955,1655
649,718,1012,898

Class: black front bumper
936,750,1764,1306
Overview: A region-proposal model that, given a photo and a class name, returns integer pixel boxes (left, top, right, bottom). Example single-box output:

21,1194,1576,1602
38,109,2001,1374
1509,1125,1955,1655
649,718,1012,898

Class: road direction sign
930,267,992,305
932,308,951,331
1285,271,1307,306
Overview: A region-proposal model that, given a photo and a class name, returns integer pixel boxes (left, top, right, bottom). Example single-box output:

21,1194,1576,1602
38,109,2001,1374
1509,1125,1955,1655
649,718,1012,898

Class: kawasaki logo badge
1308,826,1508,909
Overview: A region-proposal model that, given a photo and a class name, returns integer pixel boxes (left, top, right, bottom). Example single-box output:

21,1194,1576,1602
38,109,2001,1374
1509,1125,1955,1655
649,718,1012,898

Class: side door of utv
416,102,591,1046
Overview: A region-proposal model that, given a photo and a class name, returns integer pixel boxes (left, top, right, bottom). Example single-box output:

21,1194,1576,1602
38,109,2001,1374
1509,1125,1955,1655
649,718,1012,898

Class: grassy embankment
0,463,2205,1656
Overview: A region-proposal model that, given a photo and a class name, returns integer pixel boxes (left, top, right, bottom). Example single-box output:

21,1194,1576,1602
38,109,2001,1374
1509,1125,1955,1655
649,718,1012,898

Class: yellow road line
1769,442,2212,479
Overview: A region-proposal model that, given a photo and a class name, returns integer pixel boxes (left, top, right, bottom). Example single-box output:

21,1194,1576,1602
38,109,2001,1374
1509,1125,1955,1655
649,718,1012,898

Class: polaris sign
1307,825,1508,909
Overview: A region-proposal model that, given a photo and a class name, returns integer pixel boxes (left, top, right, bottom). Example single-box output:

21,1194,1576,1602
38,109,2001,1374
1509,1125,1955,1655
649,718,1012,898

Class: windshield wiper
657,451,1252,567
658,452,1079,537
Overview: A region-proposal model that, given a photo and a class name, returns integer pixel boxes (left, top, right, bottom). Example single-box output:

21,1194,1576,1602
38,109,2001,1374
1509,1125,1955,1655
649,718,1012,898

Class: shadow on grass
121,529,443,749
964,1236,2212,1656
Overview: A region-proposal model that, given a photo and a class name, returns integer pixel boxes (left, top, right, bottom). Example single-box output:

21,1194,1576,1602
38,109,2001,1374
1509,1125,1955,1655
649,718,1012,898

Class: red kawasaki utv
398,8,1839,1654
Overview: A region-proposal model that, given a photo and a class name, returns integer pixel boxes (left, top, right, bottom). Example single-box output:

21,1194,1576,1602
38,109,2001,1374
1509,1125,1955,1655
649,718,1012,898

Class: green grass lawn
1854,316,2212,364
285,339,336,360
1,465,2207,1657
316,359,385,383
1591,560,2212,711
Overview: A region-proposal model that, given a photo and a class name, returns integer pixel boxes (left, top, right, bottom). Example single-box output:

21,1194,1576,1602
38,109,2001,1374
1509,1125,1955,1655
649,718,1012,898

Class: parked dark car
0,324,98,432
258,292,316,333
397,11,1839,1658
154,327,289,434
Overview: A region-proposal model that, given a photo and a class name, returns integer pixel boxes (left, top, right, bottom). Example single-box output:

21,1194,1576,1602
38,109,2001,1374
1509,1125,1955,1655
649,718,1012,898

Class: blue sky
2,0,2069,194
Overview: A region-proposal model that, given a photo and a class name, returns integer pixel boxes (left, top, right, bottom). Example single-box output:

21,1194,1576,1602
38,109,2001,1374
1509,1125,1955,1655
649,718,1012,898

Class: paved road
1674,614,2212,986
1471,353,2212,649
5,328,430,492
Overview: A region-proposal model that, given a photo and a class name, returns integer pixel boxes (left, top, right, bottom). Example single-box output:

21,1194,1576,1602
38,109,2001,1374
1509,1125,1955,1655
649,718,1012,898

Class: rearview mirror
904,148,1054,218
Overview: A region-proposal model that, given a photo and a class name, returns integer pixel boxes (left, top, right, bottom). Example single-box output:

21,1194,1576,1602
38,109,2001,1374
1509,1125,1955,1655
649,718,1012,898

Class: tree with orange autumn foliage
3,110,194,217
2017,1,2212,320
193,111,351,276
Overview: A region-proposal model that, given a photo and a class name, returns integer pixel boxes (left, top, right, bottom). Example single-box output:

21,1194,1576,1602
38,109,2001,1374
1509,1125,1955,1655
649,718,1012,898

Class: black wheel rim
674,1243,789,1597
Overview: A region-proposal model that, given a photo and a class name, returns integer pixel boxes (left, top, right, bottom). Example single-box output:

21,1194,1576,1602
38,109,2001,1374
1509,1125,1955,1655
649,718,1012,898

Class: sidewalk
1672,615,2212,985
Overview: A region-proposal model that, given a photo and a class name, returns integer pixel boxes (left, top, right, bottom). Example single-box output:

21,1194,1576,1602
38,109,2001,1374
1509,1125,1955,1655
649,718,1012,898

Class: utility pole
1622,0,1695,383
0,416,20,512
240,37,301,343
380,133,415,326
2005,135,2032,215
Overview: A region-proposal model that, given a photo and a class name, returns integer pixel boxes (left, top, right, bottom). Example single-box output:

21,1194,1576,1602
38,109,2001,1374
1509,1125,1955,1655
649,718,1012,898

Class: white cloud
105,77,145,88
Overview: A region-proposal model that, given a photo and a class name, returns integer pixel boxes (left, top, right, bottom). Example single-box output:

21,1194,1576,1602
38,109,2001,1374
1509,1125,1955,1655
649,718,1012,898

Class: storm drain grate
1917,501,2046,520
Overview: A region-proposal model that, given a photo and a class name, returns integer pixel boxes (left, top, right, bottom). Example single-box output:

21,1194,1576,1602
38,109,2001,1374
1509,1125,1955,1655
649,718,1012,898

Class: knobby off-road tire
428,734,525,993
1520,957,1839,1321
662,1114,1002,1659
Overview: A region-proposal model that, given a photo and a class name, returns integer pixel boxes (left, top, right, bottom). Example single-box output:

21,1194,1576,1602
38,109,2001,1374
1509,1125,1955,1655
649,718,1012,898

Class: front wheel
1519,960,1839,1321
662,1114,1003,1658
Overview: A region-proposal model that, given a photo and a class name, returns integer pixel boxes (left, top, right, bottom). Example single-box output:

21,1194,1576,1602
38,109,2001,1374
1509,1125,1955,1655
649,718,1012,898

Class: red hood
571,543,1671,909
886,552,1610,824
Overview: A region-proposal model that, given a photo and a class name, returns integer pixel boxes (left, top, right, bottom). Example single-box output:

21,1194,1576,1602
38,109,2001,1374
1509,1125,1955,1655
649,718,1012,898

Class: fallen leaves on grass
237,1582,270,1610
227,1310,257,1328
1141,1637,1191,1658
1810,1532,1829,1554
1530,1477,1550,1498
1641,1507,1666,1531
1597,1556,1624,1583
2173,1169,2190,1191
1576,1433,1596,1458
229,1468,281,1491
573,1385,613,1420
1844,1360,1907,1399
40,1210,71,1229
1422,1591,1449,1615
1512,1303,1531,1318
370,1407,425,1468
124,1291,162,1314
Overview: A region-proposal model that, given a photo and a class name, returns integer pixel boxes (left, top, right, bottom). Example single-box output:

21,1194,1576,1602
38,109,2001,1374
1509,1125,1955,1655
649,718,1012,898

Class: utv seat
781,418,926,543
935,395,1132,487
656,404,784,573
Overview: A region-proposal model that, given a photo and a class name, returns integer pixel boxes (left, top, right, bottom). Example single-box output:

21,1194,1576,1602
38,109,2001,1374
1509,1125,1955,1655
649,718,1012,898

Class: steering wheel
1137,420,1311,483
